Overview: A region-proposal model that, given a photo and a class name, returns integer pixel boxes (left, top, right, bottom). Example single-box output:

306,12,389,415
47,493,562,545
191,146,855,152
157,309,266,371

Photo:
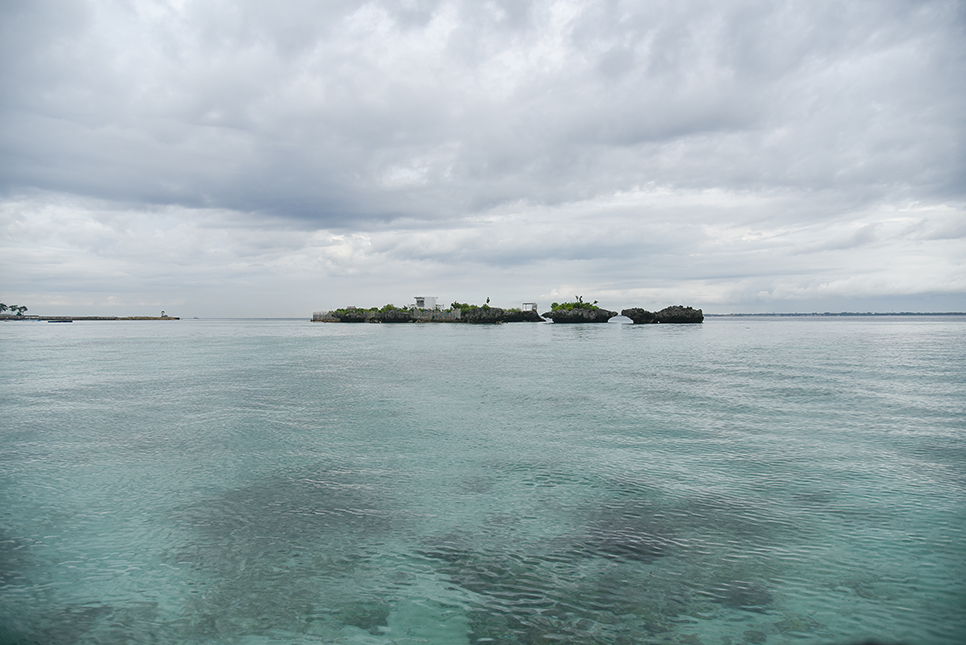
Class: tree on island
3,304,28,316
0,303,6,314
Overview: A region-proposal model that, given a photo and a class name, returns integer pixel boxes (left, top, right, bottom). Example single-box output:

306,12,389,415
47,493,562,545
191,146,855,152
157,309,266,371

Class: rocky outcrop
656,305,703,323
501,309,544,323
541,308,617,323
620,308,658,324
329,308,415,322
460,307,505,324
375,309,415,323
333,308,371,322
621,305,704,324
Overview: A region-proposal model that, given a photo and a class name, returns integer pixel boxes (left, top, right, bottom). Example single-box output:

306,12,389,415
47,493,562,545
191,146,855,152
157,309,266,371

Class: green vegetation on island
550,296,599,311
451,297,493,312
330,303,406,316
543,297,616,323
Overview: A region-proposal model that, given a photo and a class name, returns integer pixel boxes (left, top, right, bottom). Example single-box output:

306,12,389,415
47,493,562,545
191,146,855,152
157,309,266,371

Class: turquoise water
1,317,963,644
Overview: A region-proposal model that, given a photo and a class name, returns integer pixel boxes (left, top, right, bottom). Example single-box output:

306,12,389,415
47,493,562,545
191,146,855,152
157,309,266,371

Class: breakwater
1,316,180,321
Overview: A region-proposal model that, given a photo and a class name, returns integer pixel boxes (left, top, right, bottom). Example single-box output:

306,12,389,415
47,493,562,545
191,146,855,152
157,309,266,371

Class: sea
1,316,963,645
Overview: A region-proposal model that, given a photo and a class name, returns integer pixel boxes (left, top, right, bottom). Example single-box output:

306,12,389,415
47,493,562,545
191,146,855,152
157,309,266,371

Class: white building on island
413,296,438,310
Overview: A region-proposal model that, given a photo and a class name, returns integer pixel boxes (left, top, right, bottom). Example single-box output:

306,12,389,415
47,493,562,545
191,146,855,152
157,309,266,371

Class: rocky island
313,298,703,324
541,307,618,323
622,305,704,324
540,297,616,323
541,300,703,324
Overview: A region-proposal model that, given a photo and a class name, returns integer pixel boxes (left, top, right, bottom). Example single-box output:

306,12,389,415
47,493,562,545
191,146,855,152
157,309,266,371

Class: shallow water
1,317,964,644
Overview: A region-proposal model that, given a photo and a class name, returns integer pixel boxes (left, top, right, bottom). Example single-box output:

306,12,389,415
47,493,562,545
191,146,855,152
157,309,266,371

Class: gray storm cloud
1,0,964,315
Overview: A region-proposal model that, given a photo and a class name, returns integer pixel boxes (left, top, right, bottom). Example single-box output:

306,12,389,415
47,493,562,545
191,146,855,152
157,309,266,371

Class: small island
314,297,703,324
541,297,617,323
542,299,703,324
621,305,704,324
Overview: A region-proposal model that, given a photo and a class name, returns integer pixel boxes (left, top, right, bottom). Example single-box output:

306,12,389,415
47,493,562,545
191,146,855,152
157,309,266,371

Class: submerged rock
710,581,774,613
541,308,617,323
339,601,390,634
583,525,671,562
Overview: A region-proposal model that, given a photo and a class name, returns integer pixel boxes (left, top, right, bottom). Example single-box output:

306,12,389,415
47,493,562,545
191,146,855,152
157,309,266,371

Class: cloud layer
2,0,964,315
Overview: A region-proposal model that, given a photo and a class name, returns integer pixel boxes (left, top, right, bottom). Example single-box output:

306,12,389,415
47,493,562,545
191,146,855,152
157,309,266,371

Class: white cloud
3,187,962,316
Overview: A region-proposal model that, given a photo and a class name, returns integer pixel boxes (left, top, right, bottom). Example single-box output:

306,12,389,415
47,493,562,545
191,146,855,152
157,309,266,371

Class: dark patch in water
840,577,880,600
173,470,397,542
573,497,676,563
772,613,823,635
416,531,475,564
458,474,496,494
708,581,774,613
0,529,31,588
338,601,389,634
1,603,114,645
159,467,400,639
417,532,692,644
581,524,671,562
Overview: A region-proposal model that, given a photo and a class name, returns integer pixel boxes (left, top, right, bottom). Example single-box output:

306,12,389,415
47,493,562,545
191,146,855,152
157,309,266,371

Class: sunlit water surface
1,317,963,644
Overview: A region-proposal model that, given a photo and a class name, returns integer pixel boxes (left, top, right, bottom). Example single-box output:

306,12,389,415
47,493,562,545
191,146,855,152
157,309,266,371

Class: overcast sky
1,0,964,316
